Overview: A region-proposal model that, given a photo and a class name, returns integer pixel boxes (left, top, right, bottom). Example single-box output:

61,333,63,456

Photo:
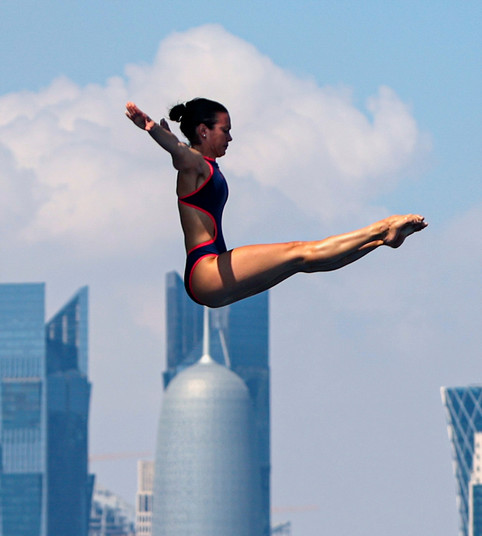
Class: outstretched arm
125,102,201,171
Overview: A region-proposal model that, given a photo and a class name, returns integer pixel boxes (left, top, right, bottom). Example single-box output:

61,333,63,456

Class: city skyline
0,283,91,536
1,3,480,534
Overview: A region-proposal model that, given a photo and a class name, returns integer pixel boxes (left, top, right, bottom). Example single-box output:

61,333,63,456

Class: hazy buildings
163,271,270,533
0,283,92,536
89,484,135,536
135,460,154,536
441,386,482,536
154,272,270,534
271,522,292,535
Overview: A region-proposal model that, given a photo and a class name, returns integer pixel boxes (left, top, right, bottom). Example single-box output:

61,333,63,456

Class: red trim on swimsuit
179,157,228,303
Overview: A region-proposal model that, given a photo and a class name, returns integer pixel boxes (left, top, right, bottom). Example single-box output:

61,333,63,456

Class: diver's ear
197,123,209,140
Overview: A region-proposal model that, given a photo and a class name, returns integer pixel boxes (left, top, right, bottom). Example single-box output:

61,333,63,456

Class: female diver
125,98,427,308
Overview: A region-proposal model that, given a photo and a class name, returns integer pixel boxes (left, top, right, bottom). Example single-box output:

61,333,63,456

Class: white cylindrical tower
152,354,263,535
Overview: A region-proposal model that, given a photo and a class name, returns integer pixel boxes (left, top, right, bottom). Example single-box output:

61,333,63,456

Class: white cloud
0,24,429,259
0,145,37,230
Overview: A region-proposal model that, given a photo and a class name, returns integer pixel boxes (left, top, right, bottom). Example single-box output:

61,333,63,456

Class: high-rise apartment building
441,386,482,536
0,283,92,536
162,271,270,534
135,460,154,536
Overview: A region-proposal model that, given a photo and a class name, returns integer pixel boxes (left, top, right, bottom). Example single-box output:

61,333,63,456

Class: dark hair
169,98,228,146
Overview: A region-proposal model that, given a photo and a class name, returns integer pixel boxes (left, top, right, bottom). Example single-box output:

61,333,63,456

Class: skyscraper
161,271,270,534
0,283,92,536
153,353,263,535
469,433,482,536
441,386,482,536
0,284,47,536
136,460,154,536
46,286,92,536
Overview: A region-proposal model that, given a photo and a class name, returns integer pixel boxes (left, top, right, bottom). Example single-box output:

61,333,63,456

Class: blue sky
2,0,479,221
1,1,481,535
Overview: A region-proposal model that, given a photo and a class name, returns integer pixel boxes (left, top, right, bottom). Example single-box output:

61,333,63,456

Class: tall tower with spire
153,307,263,535
162,271,270,533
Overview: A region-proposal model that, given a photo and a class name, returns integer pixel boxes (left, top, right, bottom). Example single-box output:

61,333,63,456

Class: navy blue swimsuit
179,157,229,304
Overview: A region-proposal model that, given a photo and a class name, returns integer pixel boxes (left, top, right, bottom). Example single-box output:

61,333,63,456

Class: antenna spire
200,306,212,364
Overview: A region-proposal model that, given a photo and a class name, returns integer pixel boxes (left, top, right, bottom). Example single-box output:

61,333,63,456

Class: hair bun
169,103,186,122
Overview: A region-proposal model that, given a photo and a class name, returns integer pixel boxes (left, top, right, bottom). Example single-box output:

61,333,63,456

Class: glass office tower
0,284,46,536
163,271,270,535
0,283,91,536
441,386,482,536
46,287,92,536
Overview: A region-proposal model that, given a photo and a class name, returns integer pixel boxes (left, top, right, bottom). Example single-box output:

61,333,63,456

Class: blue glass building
163,271,270,535
441,386,482,536
0,284,46,536
472,483,482,536
46,287,92,536
0,283,92,536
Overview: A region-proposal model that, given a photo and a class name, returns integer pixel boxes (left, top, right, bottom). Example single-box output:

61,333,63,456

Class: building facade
441,386,482,536
46,286,92,536
135,460,154,536
469,433,482,536
0,283,91,536
0,284,47,536
89,484,135,536
163,271,270,534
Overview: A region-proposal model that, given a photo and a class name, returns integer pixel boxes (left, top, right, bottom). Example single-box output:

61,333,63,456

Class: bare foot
383,214,428,248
